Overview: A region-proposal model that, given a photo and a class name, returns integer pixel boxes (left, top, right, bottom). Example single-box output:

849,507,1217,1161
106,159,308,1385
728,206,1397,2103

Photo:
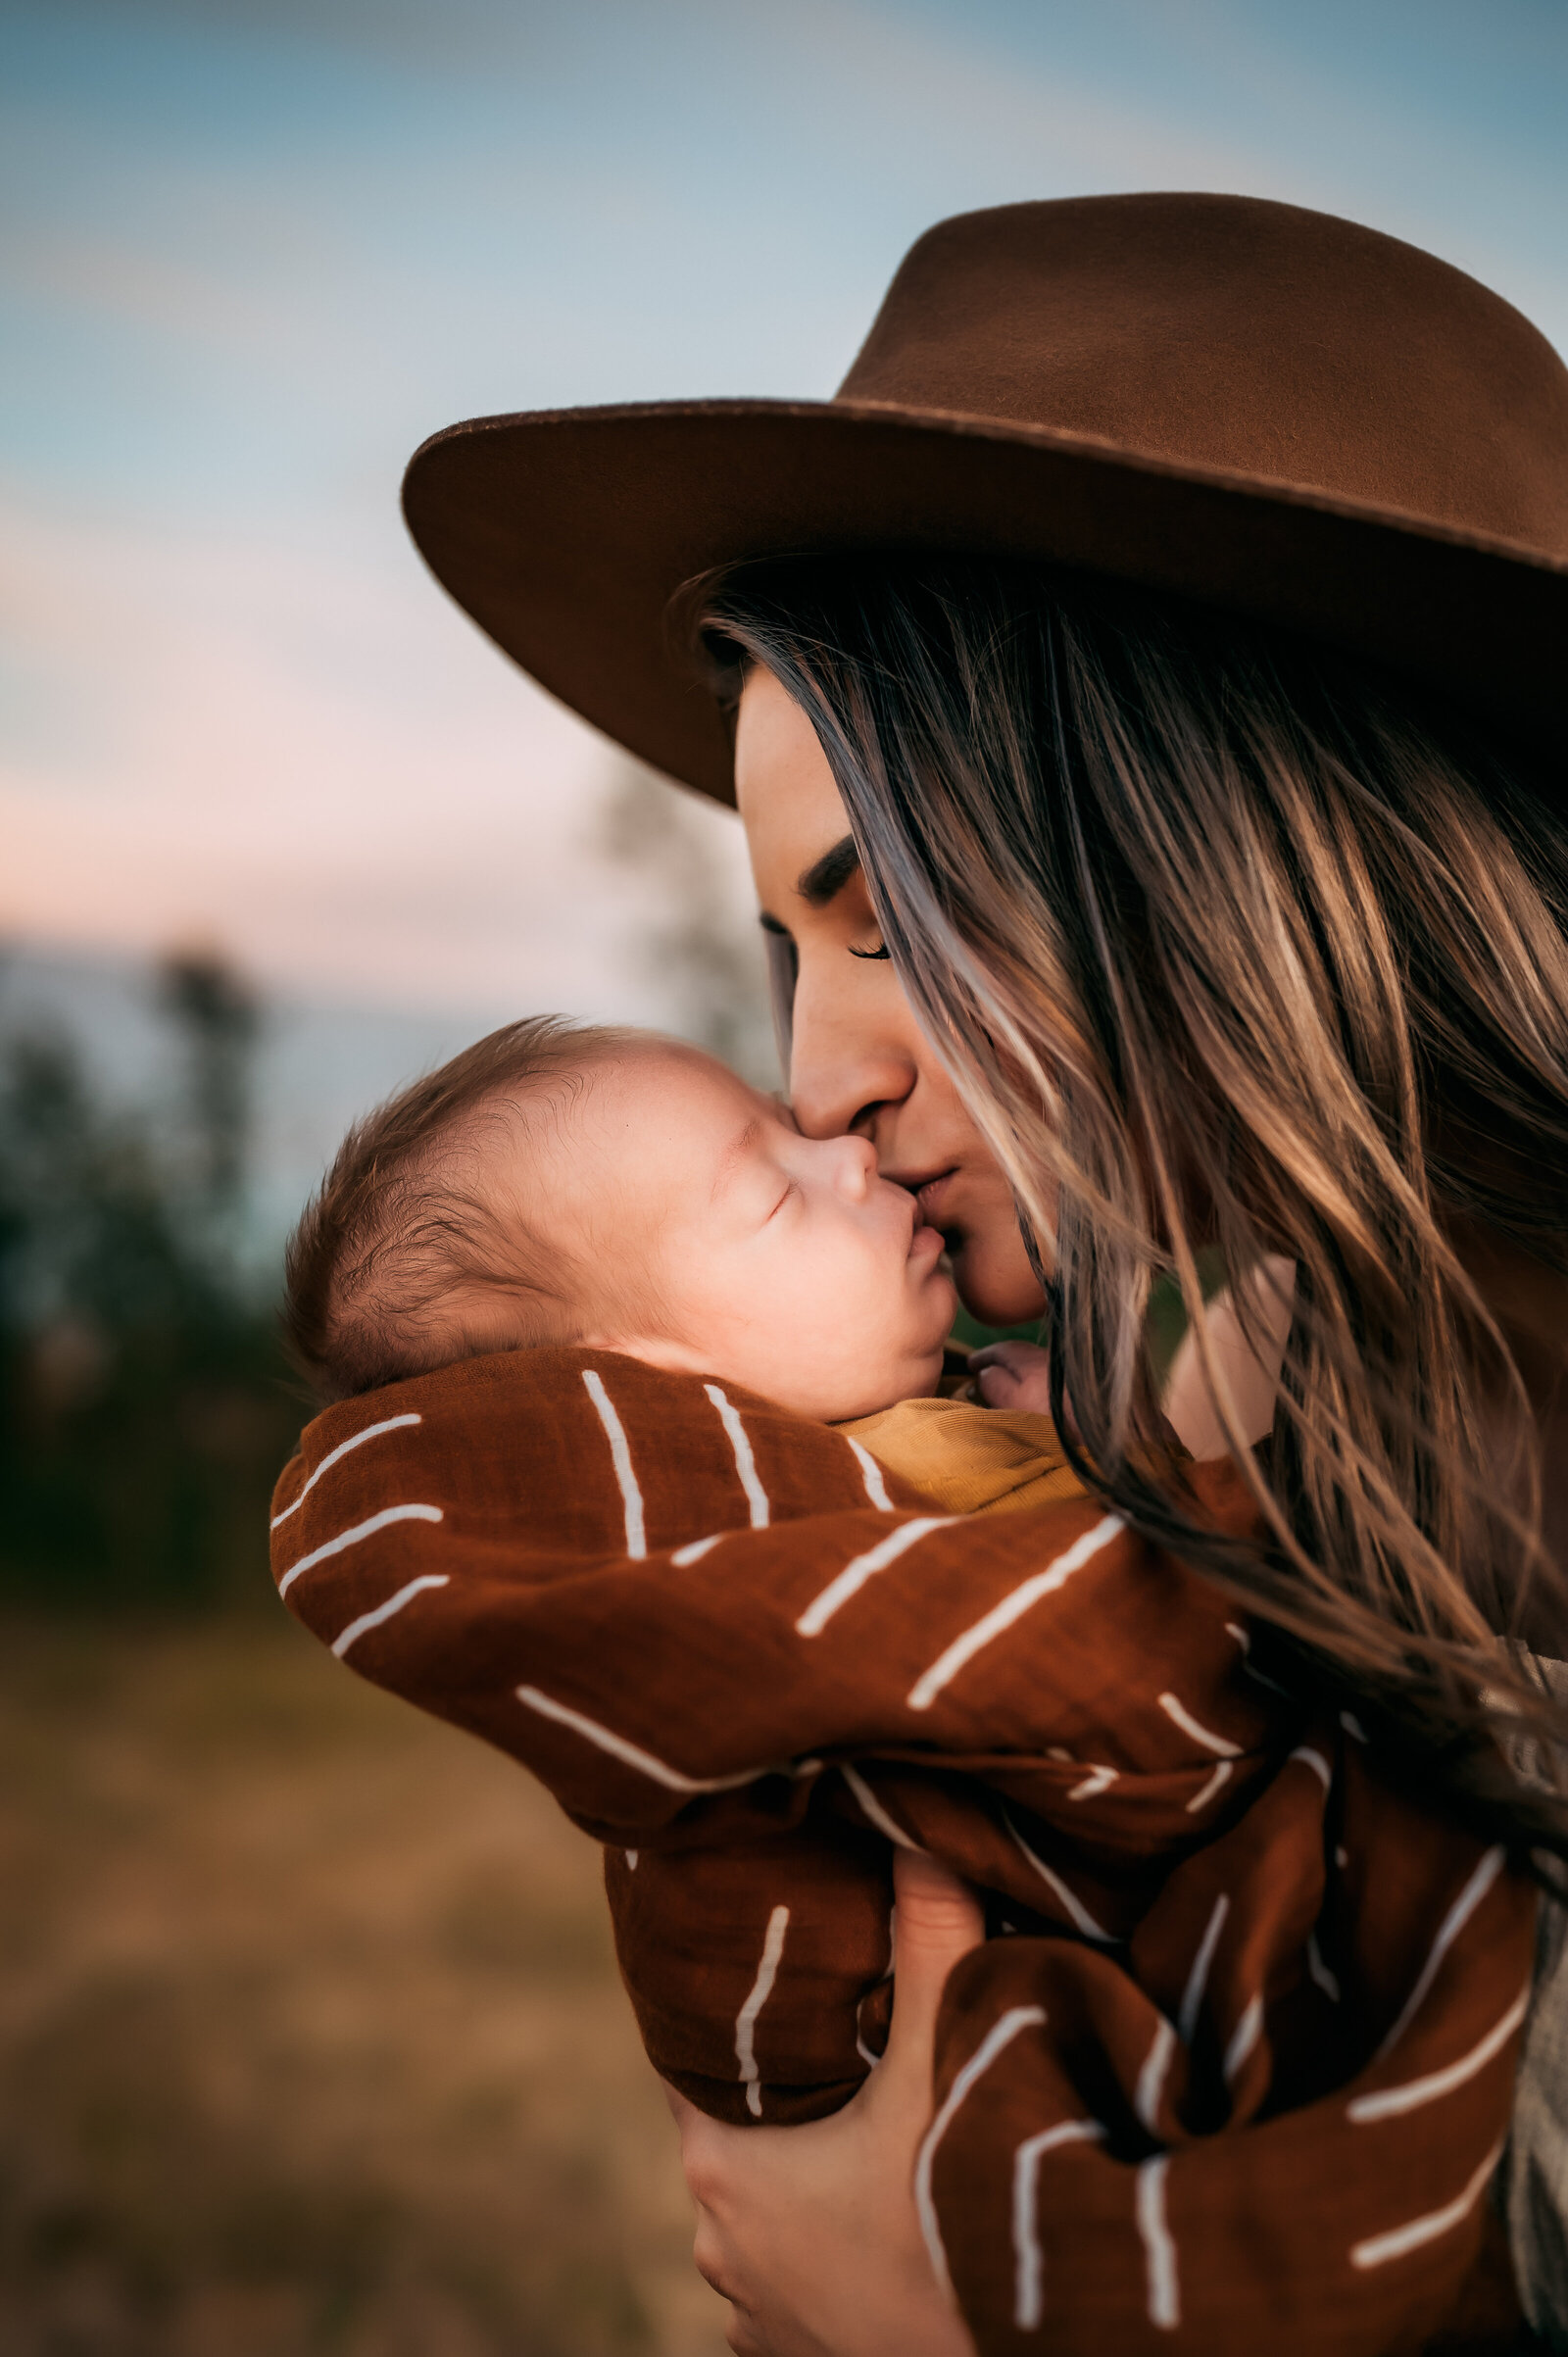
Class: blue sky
2,0,1564,1014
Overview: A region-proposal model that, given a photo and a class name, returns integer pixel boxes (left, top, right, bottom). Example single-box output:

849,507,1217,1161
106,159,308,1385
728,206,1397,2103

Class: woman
403,194,1568,2348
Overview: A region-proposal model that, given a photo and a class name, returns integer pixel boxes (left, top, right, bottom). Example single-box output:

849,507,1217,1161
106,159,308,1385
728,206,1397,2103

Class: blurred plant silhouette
160,947,261,1214
599,764,777,1088
0,948,299,1609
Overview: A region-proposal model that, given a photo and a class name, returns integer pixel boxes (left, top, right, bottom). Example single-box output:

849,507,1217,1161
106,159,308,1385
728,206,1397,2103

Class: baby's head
285,1018,955,1421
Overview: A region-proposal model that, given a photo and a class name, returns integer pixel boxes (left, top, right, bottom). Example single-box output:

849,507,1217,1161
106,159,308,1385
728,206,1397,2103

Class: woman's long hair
691,553,1568,1861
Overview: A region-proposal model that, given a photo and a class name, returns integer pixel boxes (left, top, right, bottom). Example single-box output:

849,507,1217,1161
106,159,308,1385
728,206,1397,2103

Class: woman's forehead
734,670,847,881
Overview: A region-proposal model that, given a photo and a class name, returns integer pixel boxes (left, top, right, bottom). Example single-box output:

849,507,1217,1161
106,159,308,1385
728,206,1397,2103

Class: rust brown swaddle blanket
271,1346,1534,2356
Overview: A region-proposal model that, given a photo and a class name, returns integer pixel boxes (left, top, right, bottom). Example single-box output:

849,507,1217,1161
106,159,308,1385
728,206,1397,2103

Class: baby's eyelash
848,941,891,961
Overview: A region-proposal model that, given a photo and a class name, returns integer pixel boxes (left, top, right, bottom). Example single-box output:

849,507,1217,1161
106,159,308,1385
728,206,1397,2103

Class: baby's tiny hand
967,1340,1054,1415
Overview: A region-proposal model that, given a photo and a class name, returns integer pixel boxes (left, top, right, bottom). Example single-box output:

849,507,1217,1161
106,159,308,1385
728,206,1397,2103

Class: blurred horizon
3,0,1565,1019
2,13,1566,2349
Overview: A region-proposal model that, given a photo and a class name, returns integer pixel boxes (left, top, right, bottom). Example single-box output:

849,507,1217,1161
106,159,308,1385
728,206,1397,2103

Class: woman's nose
788,979,915,1142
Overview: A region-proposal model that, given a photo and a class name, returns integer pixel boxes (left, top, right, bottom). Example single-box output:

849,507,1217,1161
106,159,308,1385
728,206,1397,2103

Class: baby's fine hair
283,1015,636,1402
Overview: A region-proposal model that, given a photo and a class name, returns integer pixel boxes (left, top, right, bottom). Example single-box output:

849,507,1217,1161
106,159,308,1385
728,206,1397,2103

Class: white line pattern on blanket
846,1436,895,1511
270,1414,423,1527
1002,1805,1116,1943
915,2006,1047,2299
1137,2155,1180,2329
1178,1894,1229,2044
582,1370,646,1557
1350,1984,1532,2122
1223,1992,1264,2086
1136,2019,1177,2135
1012,2119,1105,2329
671,1533,724,1567
332,1573,450,1657
735,1906,790,2116
278,1503,443,1596
1374,1846,1504,2060
1308,1933,1341,2003
795,1517,955,1637
906,1515,1125,1711
705,1385,771,1528
515,1686,773,1792
1185,1759,1233,1813
1157,1692,1242,1756
1350,2137,1505,2269
841,1764,924,1852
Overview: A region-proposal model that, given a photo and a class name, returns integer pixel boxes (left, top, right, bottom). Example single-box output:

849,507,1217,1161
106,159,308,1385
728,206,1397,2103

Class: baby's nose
837,1134,879,1194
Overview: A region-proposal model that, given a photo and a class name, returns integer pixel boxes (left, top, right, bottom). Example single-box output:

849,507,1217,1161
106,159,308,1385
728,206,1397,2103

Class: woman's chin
950,1235,1048,1329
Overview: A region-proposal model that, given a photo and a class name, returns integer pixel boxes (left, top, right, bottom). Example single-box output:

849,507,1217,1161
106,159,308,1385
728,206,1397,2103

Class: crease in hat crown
402,190,1568,804
833,195,1568,553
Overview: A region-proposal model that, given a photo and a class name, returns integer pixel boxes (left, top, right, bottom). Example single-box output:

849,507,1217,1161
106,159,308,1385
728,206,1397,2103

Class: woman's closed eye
848,937,891,961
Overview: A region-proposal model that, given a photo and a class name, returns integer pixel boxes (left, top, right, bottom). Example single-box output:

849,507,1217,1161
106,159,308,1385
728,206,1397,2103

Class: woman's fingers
964,1341,1031,1371
967,1339,1054,1414
880,1849,986,2082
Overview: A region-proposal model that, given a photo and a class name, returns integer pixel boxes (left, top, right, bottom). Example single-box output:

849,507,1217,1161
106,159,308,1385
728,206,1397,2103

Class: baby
278,1011,1096,2119
284,1012,1083,1517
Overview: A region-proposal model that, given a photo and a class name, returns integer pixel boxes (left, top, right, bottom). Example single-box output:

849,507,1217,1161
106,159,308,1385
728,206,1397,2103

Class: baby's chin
879,1337,953,1413
812,1337,943,1422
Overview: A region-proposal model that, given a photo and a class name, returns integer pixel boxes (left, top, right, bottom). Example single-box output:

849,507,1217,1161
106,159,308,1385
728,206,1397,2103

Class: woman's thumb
883,1849,986,2075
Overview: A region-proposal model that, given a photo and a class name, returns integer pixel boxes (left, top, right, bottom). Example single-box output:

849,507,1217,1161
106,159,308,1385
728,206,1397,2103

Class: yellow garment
839,1395,1087,1516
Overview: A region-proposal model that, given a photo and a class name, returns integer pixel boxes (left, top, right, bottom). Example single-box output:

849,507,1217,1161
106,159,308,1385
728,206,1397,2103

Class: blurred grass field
0,1610,727,2357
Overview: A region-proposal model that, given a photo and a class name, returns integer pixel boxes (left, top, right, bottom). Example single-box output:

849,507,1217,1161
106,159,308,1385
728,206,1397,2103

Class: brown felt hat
403,192,1568,804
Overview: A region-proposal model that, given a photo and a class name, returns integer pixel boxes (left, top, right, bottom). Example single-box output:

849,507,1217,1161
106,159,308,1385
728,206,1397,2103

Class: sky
2,0,1565,1026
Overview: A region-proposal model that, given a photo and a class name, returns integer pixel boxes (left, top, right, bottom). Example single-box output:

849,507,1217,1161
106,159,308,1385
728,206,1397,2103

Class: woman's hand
664,1850,985,2357
968,1339,1054,1414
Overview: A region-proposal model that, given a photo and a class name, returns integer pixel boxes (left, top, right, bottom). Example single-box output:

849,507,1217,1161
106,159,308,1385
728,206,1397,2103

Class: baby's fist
968,1340,1053,1414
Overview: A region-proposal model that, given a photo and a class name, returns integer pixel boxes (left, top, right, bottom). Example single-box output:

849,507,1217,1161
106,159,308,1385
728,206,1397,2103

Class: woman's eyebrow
797,834,860,907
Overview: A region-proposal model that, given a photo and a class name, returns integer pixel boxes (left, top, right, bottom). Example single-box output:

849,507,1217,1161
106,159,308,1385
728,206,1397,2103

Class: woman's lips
912,1170,961,1229
907,1220,946,1264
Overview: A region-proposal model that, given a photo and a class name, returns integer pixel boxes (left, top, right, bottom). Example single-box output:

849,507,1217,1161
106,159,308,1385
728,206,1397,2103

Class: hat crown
839,194,1568,557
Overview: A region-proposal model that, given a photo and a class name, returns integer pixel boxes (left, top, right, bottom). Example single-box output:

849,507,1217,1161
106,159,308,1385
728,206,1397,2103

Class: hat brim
403,399,1568,806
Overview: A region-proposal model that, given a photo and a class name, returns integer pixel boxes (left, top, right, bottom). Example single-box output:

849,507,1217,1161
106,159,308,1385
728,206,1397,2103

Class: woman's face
734,665,1047,1328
